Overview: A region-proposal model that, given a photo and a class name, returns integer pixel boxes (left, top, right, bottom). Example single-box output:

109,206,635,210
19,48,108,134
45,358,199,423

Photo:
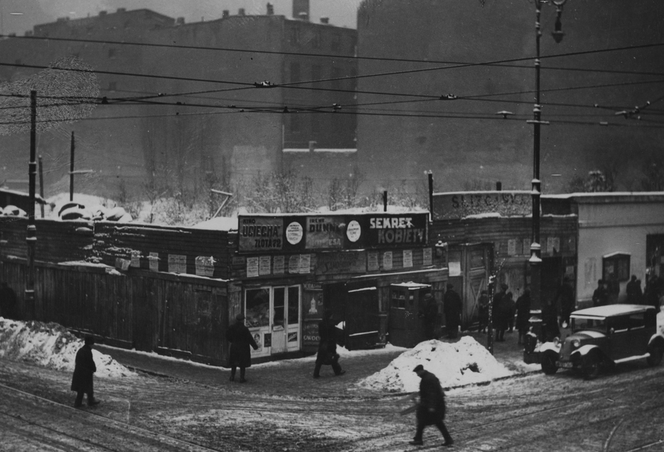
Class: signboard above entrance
432,191,533,220
238,212,428,253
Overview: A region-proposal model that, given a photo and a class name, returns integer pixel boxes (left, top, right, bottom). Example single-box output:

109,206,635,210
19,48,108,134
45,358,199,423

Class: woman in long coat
226,313,258,383
71,335,99,407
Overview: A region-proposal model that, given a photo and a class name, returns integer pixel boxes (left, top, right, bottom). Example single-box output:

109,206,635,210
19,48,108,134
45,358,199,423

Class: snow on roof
572,304,655,318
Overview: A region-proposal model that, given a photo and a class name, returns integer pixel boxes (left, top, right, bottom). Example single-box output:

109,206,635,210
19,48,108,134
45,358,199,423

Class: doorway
245,285,301,358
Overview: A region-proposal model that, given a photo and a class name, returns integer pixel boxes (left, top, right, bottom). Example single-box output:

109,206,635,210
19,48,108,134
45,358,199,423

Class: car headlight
572,339,580,348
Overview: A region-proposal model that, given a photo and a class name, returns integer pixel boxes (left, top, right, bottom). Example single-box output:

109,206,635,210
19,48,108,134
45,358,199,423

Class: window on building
290,62,301,83
290,26,300,45
603,253,630,282
331,33,341,51
312,30,321,49
331,67,342,89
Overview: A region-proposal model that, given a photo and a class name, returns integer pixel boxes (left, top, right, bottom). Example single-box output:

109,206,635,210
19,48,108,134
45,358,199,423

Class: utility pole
38,155,45,218
26,90,37,318
70,131,75,201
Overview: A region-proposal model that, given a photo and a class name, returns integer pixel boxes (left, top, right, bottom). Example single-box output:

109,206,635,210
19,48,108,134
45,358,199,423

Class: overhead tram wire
5,33,664,79
2,64,663,119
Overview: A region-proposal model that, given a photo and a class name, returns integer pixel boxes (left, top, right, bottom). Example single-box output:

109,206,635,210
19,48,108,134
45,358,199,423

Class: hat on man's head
236,313,246,322
446,283,454,289
413,364,424,373
501,283,509,291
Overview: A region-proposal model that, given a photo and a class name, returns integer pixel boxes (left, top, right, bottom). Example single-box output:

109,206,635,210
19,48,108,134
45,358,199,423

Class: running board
614,353,649,364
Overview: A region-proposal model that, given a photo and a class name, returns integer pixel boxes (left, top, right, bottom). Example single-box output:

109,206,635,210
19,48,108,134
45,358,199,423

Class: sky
0,0,362,36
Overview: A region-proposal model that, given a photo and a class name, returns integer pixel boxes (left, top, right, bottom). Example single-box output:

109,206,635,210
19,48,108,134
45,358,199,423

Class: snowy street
1,321,663,451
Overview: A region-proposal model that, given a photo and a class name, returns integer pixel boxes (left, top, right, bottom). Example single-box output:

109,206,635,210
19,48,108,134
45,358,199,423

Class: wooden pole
38,155,45,218
70,131,75,201
26,90,37,318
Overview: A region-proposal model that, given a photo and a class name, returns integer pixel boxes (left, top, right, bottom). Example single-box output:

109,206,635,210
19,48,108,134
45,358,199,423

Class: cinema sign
238,213,428,253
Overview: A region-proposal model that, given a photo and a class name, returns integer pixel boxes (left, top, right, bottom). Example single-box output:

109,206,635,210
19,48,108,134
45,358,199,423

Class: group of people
477,283,532,345
593,273,663,312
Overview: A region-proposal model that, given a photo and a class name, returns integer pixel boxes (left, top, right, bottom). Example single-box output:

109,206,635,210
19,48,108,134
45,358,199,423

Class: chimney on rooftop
292,0,310,21
117,8,126,13
99,10,107,16
222,10,229,18
176,17,185,25
267,3,274,15
320,17,329,24
239,8,245,16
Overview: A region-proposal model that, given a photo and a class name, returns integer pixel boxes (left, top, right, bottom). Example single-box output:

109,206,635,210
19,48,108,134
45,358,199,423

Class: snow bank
0,318,136,378
357,337,511,393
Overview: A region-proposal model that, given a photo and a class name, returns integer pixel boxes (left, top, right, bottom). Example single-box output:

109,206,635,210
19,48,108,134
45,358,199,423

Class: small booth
388,282,432,347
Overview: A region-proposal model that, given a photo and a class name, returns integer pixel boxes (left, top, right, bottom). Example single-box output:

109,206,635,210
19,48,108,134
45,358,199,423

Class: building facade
0,4,357,199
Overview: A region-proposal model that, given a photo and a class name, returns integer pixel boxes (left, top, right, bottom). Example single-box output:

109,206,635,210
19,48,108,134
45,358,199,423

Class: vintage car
539,304,664,379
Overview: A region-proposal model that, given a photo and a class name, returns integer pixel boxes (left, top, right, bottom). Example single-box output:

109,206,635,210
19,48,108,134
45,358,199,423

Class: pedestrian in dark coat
409,364,454,447
443,284,462,339
477,290,490,333
313,310,345,378
419,293,439,340
556,277,575,328
493,284,509,341
626,275,643,304
226,313,258,383
0,282,18,319
592,280,609,307
515,289,531,345
71,335,100,408
505,292,516,332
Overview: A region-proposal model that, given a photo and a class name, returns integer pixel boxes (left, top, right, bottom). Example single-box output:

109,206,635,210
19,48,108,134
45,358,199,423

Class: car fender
539,342,561,354
648,333,664,347
571,344,601,359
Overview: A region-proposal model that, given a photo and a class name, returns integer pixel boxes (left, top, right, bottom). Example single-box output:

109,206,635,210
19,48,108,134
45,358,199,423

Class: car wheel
582,352,600,380
541,351,558,375
647,342,664,367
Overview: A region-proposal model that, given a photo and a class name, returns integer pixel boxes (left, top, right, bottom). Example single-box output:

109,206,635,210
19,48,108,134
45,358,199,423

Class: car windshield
571,317,606,333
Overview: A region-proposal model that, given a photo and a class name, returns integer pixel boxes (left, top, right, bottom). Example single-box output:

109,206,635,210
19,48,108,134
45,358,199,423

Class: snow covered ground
0,318,136,379
357,337,512,392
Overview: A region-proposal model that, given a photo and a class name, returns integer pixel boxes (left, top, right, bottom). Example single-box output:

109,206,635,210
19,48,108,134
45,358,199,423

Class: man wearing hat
443,283,462,339
71,335,100,408
226,313,259,382
410,364,454,447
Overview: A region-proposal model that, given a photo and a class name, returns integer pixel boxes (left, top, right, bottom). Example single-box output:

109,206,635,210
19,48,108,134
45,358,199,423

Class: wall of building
356,0,664,195
574,194,664,303
0,8,357,199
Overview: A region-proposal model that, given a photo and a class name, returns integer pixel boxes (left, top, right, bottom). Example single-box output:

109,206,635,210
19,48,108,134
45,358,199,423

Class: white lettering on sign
377,228,425,244
369,217,414,229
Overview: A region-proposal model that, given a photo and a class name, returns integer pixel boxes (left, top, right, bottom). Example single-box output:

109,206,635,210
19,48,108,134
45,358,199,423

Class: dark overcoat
226,321,258,368
71,344,96,393
515,293,531,331
492,291,508,330
417,370,446,424
443,289,462,330
316,318,340,365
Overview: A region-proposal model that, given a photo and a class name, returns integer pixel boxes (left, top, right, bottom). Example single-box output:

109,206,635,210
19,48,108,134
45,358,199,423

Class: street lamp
527,0,567,315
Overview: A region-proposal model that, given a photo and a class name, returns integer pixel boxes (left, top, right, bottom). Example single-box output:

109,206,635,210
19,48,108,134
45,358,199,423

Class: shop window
602,253,630,282
246,288,270,328
470,249,485,269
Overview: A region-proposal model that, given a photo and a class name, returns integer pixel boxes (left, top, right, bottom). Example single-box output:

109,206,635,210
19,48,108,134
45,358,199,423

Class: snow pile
357,337,511,393
0,318,136,378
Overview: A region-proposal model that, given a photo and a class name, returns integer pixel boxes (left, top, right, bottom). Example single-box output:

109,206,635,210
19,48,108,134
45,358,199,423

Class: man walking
410,364,454,447
313,310,346,378
226,313,259,383
71,335,100,408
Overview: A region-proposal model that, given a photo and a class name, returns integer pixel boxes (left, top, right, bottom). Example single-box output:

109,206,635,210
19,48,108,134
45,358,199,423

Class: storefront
232,211,446,361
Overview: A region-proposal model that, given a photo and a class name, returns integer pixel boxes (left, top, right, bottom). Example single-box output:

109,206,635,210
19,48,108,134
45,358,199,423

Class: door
246,285,301,359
